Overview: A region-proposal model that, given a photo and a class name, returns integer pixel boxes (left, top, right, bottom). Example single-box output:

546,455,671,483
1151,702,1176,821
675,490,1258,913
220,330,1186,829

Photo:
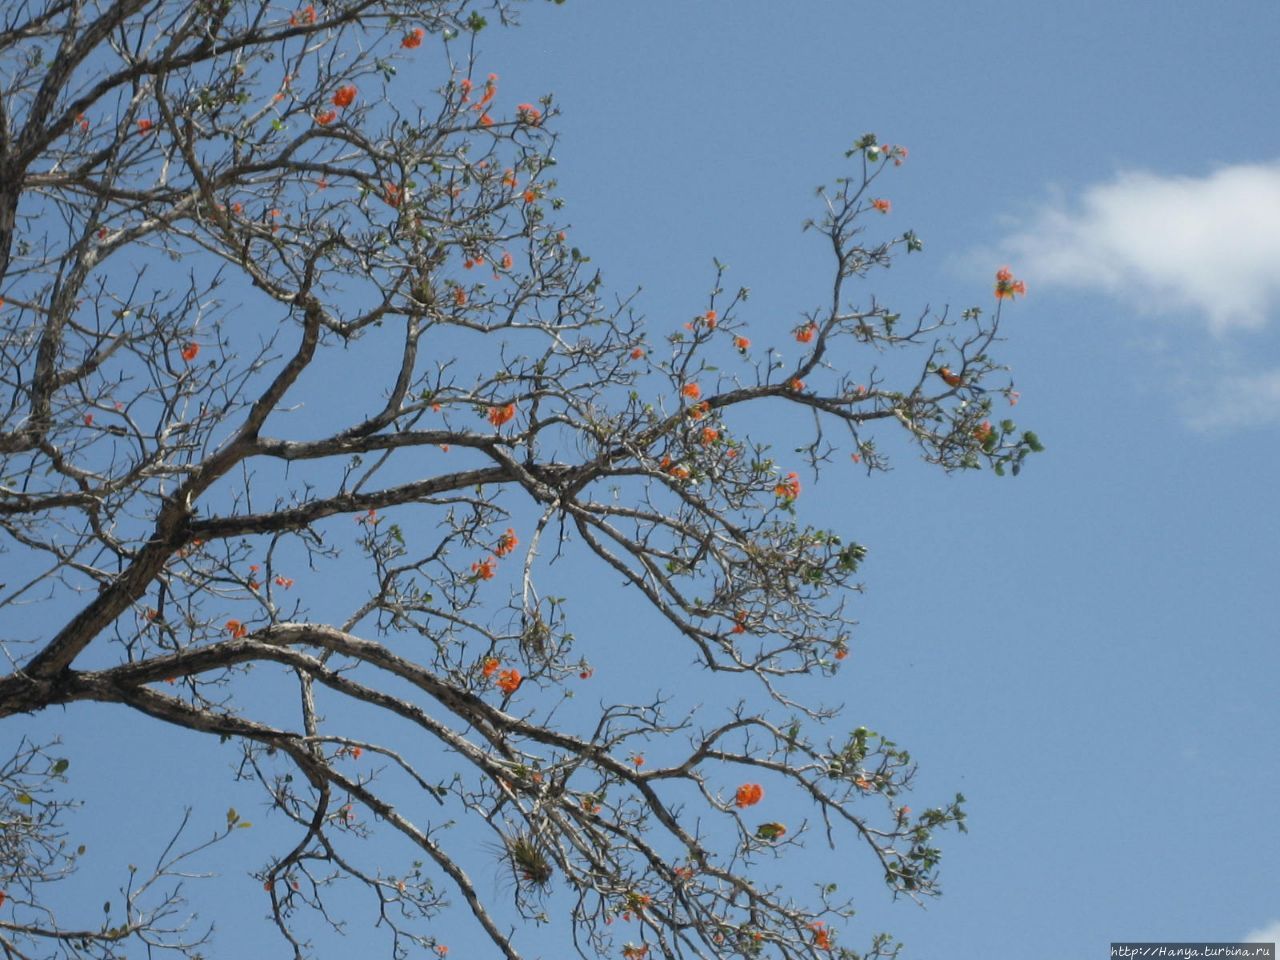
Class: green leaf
16,793,32,805
52,758,69,775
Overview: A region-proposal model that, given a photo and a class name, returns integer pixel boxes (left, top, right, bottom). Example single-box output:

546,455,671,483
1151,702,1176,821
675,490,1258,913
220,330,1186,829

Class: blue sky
8,1,1280,957
466,1,1280,955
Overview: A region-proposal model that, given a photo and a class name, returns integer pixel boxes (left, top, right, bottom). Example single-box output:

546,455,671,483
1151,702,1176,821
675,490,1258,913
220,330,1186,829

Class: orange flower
516,103,543,125
995,266,1027,299
459,77,473,100
834,646,848,660
384,182,402,208
453,287,467,306
137,118,153,135
871,198,891,214
481,657,501,678
795,322,817,344
501,251,514,269
700,426,719,444
502,168,518,188
774,472,801,501
273,575,294,588
402,27,425,48
82,413,94,426
471,557,496,580
496,668,522,694
314,109,337,125
680,382,701,400
522,188,536,203
730,611,747,635
734,336,751,352
487,402,516,428
332,85,357,108
435,947,449,959
973,420,994,445
734,783,764,808
687,401,710,420
479,113,494,127
786,377,805,392
495,528,519,557
579,667,594,680
288,3,316,26
180,342,199,362
630,754,645,768
630,346,645,360
226,620,248,639
810,922,832,951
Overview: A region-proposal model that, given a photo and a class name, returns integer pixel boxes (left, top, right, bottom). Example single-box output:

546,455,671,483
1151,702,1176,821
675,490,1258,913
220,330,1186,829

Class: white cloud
1185,366,1280,431
1004,162,1280,334
1242,919,1280,944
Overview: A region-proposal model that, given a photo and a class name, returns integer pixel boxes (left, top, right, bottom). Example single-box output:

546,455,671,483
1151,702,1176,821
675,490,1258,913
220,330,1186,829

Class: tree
0,2,1039,958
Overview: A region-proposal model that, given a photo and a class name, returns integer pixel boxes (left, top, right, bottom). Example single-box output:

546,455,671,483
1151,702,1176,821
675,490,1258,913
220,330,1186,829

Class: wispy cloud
1003,162,1280,334
1185,366,1280,430
1242,919,1280,944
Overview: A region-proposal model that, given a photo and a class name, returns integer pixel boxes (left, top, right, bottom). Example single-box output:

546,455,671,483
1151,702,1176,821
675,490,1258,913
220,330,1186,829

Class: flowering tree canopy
0,2,1039,958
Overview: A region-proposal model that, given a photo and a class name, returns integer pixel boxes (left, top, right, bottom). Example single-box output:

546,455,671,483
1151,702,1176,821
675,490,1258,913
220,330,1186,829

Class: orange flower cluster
995,266,1027,299
871,198,891,214
621,945,649,960
495,528,519,557
402,27,425,48
730,611,747,635
487,402,516,428
810,922,832,951
794,322,817,344
331,85,357,108
481,657,501,678
680,382,701,400
686,401,710,421
630,346,645,360
702,309,717,328
288,3,316,26
314,109,336,126
181,342,200,362
226,620,248,639
734,336,751,353
471,557,496,580
734,783,763,808
137,118,153,135
786,377,805,392
774,472,801,502
496,668,522,694
515,103,543,125
973,420,994,445
659,456,690,480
